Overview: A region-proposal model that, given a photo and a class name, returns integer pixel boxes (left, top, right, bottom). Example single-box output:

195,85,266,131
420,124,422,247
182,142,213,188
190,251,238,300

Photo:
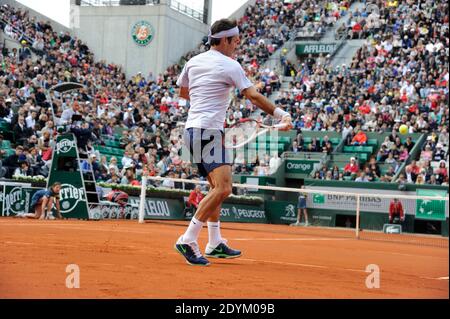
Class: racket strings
225,121,259,148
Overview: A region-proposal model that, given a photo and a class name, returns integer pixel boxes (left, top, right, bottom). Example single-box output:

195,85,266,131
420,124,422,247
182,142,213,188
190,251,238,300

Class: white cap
350,157,356,161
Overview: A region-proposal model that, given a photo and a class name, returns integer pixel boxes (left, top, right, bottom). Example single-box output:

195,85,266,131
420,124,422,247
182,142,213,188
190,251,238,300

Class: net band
145,176,450,201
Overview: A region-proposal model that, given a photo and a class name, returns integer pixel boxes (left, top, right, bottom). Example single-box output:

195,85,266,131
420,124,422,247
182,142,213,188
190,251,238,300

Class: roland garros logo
56,139,76,154
132,21,154,46
59,184,85,214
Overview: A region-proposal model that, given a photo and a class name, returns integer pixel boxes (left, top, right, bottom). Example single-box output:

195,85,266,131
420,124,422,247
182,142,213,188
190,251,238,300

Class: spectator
81,153,101,180
343,157,359,177
433,143,446,162
382,166,396,182
404,137,415,153
420,145,433,162
385,153,398,171
435,161,448,184
13,116,31,145
355,171,370,182
404,166,416,184
415,174,426,185
389,198,405,226
187,185,204,217
13,161,31,177
2,145,24,177
398,145,409,162
290,140,302,153
351,130,367,145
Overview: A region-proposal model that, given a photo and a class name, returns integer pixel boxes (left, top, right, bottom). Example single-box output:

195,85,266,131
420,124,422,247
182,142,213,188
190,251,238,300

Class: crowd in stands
276,0,449,185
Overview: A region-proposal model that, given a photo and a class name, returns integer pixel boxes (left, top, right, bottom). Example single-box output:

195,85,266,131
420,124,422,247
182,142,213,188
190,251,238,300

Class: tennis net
138,176,449,248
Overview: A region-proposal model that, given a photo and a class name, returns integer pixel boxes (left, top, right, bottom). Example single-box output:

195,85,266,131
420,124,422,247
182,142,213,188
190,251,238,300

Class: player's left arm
179,87,190,101
177,63,190,101
242,86,293,130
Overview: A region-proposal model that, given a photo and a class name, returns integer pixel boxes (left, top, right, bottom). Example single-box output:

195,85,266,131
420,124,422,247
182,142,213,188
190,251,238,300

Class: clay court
0,218,448,299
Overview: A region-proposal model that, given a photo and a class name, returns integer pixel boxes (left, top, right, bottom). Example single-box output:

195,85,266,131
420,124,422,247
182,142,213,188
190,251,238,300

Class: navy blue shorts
184,128,232,177
297,199,307,209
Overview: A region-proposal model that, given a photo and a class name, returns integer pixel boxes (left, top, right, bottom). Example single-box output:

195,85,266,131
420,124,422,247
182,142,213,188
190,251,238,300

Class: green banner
47,134,89,219
296,43,338,56
2,185,25,216
416,189,447,221
0,184,41,216
22,187,41,214
220,203,267,223
285,159,319,175
265,201,298,224
266,201,336,227
128,197,184,220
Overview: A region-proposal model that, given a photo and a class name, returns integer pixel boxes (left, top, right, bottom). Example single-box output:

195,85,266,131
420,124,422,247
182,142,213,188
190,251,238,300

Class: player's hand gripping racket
224,118,289,149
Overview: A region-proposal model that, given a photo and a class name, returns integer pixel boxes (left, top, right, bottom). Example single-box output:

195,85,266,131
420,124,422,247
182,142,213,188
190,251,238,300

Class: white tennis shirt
177,49,253,130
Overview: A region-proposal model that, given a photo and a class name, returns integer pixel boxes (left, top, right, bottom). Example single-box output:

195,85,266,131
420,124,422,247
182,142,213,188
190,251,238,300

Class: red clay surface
0,218,448,298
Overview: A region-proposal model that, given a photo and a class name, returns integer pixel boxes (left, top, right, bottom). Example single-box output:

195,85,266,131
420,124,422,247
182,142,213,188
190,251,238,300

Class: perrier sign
47,134,89,219
1,185,25,216
415,189,447,221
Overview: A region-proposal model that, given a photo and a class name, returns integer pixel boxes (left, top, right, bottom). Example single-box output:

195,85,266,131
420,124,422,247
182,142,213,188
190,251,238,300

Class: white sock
207,221,223,247
182,217,204,244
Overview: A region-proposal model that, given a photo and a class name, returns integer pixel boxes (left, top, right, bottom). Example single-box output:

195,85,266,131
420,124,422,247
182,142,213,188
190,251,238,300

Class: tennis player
175,18,293,266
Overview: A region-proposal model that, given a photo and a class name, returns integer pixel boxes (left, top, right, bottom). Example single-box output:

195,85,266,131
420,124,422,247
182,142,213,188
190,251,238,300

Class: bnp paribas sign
47,134,89,219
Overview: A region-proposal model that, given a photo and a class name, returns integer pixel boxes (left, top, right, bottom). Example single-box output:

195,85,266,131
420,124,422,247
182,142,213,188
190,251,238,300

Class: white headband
208,26,239,44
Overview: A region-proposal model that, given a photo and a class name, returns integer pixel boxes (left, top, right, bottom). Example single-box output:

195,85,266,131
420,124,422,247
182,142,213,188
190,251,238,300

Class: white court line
419,276,449,281
238,257,365,273
230,238,352,241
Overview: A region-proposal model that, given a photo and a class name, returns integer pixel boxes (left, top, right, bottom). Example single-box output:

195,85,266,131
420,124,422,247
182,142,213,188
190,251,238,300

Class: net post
138,175,147,224
355,194,361,239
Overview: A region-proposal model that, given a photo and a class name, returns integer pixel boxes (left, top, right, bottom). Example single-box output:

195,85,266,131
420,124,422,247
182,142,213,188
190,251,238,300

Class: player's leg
303,208,309,226
174,128,212,266
203,167,241,259
192,165,232,223
178,166,231,244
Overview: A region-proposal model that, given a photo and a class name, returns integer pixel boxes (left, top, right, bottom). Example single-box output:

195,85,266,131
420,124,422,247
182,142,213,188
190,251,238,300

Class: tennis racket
224,118,288,149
